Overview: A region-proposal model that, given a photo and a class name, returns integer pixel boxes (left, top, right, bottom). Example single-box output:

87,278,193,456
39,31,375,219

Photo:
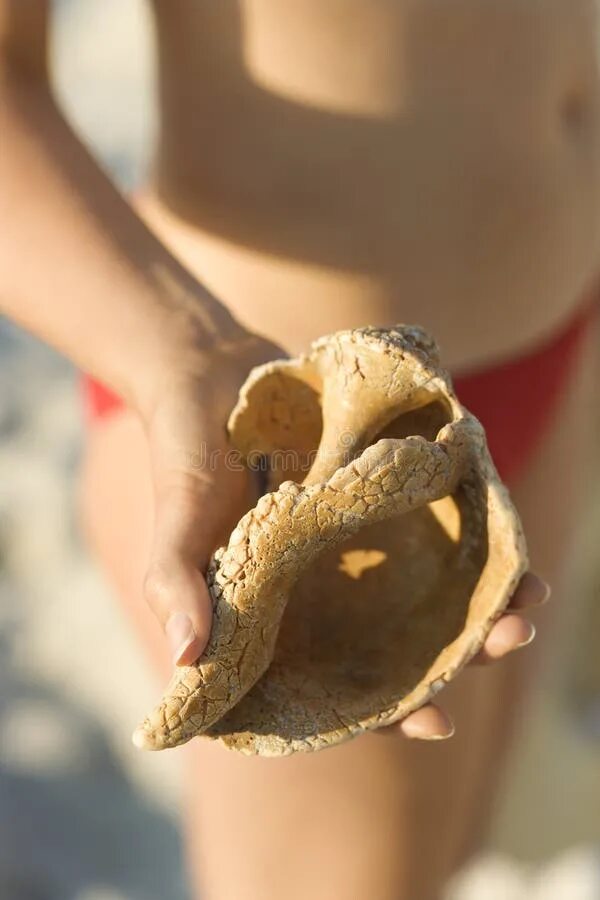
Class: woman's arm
0,2,244,418
0,0,279,670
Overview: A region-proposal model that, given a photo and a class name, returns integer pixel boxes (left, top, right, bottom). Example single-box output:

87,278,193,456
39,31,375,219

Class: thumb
144,477,220,667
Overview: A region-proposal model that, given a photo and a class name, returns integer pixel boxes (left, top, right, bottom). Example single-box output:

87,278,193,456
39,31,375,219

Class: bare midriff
143,0,600,364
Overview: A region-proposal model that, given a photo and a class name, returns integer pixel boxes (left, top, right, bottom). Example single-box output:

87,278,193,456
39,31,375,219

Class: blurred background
0,1,599,898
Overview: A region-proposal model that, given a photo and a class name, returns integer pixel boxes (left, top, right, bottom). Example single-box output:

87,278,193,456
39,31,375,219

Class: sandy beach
0,2,598,897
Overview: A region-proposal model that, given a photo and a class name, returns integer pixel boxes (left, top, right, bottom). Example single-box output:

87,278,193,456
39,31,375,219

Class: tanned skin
2,2,598,897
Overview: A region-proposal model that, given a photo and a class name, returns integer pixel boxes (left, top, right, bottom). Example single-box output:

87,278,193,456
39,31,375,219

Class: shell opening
207,476,490,749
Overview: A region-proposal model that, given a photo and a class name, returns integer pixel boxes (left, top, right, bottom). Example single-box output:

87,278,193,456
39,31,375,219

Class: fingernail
403,720,455,741
421,723,455,742
165,612,196,665
516,622,536,649
538,581,552,605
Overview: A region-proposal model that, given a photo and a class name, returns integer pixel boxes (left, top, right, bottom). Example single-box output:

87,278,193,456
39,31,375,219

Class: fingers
400,704,455,740
386,572,551,740
143,383,256,669
144,478,219,667
507,571,551,610
474,613,535,665
379,703,455,741
472,572,550,665
381,573,550,741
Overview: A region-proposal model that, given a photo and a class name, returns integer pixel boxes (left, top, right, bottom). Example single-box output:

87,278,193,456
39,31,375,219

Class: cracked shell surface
134,325,527,755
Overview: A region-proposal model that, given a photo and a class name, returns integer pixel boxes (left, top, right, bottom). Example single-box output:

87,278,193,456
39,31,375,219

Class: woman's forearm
0,69,242,414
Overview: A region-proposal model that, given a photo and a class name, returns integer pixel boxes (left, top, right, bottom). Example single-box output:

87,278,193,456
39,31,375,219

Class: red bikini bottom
82,303,596,485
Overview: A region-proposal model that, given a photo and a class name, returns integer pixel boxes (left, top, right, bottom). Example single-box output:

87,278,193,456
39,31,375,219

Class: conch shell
134,326,527,756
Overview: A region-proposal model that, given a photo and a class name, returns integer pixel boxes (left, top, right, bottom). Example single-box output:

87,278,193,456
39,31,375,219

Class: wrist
130,308,248,422
129,281,276,425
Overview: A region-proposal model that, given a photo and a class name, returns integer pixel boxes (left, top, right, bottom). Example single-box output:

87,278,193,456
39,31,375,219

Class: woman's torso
140,0,600,363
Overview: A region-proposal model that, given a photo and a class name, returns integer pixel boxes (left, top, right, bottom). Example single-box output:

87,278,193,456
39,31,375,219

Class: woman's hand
140,329,282,667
